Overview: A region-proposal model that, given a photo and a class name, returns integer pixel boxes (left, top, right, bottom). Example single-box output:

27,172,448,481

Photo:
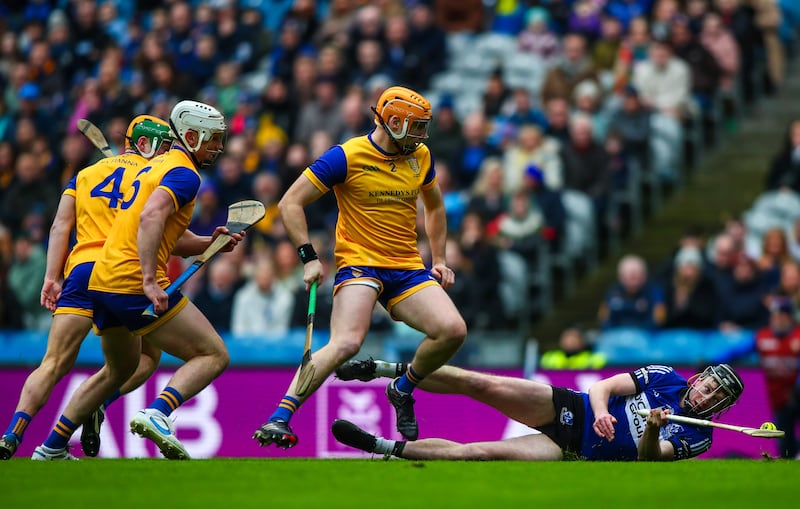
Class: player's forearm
173,229,210,257
137,215,166,284
279,201,312,248
425,206,448,265
44,217,72,281
637,426,665,461
587,382,612,417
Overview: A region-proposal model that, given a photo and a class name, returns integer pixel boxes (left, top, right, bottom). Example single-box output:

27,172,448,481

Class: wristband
297,243,318,264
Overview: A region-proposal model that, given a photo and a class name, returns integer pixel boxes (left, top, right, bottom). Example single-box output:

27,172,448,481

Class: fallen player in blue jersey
332,361,744,461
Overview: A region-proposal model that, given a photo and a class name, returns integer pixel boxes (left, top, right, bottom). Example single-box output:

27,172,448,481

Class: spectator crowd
1,0,799,346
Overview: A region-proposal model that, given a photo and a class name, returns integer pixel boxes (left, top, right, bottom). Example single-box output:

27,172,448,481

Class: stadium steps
528,58,800,352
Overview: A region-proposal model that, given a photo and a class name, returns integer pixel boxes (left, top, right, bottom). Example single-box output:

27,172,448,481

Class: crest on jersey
407,157,420,177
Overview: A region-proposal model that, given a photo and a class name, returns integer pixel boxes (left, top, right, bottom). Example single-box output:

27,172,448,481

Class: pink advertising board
0,367,779,459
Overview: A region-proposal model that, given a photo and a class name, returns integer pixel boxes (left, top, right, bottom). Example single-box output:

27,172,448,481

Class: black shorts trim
538,386,585,459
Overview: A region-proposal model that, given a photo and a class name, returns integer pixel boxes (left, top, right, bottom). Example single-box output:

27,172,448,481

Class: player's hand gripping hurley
296,280,318,396
142,199,266,318
77,118,115,158
635,409,785,438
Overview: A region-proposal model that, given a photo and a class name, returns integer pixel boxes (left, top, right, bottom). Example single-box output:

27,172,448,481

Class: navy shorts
333,266,439,314
89,289,188,336
54,262,94,318
536,386,586,460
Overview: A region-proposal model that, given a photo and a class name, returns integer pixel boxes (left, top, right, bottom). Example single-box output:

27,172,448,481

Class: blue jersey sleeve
422,154,436,186
65,175,77,192
160,167,201,208
308,145,348,188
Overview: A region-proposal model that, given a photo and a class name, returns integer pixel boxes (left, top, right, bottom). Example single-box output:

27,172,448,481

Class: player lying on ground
332,360,744,461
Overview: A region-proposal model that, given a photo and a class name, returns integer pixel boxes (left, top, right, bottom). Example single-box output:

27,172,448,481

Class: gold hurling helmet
373,86,432,155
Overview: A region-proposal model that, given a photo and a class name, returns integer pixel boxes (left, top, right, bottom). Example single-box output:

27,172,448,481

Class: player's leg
131,301,227,459
0,314,91,459
332,420,563,461
32,327,141,460
386,285,467,440
80,338,162,457
337,360,558,429
254,283,377,448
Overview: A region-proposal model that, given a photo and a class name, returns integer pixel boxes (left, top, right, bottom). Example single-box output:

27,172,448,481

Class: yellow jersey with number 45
63,153,148,277
89,145,201,295
304,131,437,270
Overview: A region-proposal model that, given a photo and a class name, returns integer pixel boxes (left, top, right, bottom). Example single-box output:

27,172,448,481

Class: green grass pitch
6,458,800,509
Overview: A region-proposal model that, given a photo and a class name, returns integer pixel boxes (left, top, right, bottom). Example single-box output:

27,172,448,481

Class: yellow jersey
89,145,201,294
304,131,437,270
63,153,148,277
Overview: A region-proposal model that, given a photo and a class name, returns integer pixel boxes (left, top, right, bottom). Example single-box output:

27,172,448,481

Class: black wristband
297,243,318,264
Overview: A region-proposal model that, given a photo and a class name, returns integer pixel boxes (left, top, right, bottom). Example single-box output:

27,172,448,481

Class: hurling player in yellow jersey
254,86,467,448
29,101,242,460
0,116,174,460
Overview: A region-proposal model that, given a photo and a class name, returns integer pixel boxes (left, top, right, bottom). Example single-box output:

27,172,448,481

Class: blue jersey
579,365,712,460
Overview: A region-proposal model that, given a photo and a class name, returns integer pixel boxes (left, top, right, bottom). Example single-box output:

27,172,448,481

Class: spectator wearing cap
663,245,718,329
716,253,770,331
502,124,563,193
573,79,610,143
189,180,228,237
521,164,567,254
517,6,561,66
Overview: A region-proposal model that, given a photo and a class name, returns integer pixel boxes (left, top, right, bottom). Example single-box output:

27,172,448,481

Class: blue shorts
89,289,188,336
333,266,439,315
54,262,94,318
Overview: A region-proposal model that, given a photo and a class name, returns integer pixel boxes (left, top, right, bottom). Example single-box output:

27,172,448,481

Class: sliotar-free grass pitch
6,458,799,509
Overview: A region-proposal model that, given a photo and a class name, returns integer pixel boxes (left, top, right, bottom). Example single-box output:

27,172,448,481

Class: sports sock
42,415,79,450
269,395,300,423
147,387,184,417
394,365,423,394
375,361,406,378
102,389,122,409
3,411,31,442
373,437,406,458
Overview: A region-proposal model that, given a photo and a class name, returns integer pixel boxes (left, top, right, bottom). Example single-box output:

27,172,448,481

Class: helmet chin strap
371,106,409,155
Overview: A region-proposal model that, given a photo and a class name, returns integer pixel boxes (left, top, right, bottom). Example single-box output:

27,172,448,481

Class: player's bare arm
41,194,77,311
420,184,454,289
278,174,325,288
588,373,636,441
172,227,244,257
637,408,676,461
138,188,175,314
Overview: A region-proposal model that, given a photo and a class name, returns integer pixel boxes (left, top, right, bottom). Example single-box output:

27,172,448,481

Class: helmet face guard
683,364,744,419
125,115,175,159
169,100,228,169
373,86,431,155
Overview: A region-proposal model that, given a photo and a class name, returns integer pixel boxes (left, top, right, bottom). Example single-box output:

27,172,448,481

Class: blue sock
42,415,78,450
3,411,31,442
269,396,300,423
103,390,122,410
395,365,423,394
147,387,184,417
